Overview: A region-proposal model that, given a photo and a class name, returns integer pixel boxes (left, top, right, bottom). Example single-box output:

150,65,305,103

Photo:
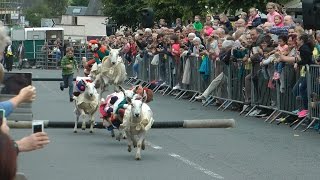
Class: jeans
274,62,284,73
62,74,74,98
292,77,308,109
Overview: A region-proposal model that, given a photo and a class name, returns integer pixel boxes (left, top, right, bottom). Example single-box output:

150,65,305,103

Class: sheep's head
127,91,147,118
84,81,97,97
109,48,121,65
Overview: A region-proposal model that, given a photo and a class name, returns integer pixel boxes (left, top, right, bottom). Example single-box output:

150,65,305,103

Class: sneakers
292,109,300,114
172,84,181,90
60,82,64,91
160,82,167,86
195,95,206,100
249,109,261,116
297,109,308,118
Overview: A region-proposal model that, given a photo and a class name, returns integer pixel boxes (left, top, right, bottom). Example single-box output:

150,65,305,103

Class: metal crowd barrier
125,51,320,133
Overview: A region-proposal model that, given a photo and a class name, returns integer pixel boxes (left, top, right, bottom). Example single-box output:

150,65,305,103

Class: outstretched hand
16,132,50,152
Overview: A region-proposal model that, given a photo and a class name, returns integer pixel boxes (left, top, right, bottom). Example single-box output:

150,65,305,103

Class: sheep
73,80,99,133
122,91,154,160
93,48,127,96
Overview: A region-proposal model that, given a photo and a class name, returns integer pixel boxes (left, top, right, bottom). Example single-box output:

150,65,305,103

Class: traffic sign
41,18,56,27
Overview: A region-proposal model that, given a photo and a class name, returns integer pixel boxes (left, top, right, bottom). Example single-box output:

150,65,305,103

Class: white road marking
169,153,224,179
145,141,163,149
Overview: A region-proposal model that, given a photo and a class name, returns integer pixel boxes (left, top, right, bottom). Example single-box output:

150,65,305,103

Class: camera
32,120,44,133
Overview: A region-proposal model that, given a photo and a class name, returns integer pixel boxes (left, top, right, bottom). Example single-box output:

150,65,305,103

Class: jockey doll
82,57,96,77
73,76,92,97
99,92,125,131
88,40,109,65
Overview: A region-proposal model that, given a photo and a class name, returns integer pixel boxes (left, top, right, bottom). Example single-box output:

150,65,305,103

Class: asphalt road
8,69,320,180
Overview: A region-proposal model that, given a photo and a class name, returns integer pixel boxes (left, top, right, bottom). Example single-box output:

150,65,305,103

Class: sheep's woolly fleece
0,21,11,53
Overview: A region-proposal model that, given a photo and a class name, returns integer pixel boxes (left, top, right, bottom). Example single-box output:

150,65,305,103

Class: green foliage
24,0,69,27
102,0,291,27
25,4,51,27
46,0,69,17
102,0,147,27
70,0,90,6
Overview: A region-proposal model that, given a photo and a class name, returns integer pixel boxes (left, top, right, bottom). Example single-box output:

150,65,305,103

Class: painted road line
145,141,163,150
169,153,224,179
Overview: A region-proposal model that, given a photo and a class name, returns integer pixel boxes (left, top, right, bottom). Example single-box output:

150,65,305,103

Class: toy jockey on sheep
99,85,154,131
87,40,109,65
72,76,92,97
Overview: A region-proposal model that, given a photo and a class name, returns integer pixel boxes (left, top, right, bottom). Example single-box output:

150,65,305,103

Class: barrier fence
126,53,320,133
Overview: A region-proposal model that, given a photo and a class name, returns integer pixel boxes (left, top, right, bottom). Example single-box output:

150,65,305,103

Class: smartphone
1,72,32,95
0,109,4,127
32,120,44,133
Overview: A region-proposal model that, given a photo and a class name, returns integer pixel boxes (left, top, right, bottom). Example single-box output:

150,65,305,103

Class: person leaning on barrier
0,63,50,154
278,33,314,117
195,39,235,101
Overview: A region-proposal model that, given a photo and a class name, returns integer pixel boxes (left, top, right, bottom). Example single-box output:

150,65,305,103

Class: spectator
195,39,234,100
292,34,314,117
170,34,182,90
193,15,203,32
0,63,50,154
266,2,281,25
267,15,295,36
16,41,25,70
0,131,17,180
247,8,262,28
274,14,284,27
219,14,233,32
204,21,214,37
4,42,14,72
243,28,264,105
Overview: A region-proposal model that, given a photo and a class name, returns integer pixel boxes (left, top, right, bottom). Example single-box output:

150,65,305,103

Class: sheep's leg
80,110,86,130
101,76,109,93
122,130,127,139
132,135,137,148
135,132,146,160
110,129,115,137
74,108,80,133
142,139,145,150
116,129,121,141
89,115,94,133
126,131,133,152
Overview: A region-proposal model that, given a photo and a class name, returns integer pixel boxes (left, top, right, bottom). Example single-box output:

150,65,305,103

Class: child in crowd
204,21,214,36
193,15,203,32
170,34,182,89
274,14,284,27
273,35,289,80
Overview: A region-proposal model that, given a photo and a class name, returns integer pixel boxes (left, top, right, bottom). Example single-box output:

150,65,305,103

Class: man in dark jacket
17,41,25,70
4,43,14,72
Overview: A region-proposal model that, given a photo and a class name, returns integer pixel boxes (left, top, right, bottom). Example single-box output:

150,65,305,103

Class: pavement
7,69,320,180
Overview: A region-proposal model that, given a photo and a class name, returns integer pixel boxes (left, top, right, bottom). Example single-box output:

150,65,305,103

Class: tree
24,4,51,27
70,0,89,6
102,0,146,27
207,0,292,15
46,0,69,17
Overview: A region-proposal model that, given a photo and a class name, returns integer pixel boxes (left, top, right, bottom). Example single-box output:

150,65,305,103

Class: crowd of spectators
94,2,319,118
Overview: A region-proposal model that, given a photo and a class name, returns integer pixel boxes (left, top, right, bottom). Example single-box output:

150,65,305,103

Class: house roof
65,6,88,16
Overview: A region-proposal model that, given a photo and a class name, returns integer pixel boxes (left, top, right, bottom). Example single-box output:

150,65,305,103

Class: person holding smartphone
59,47,79,102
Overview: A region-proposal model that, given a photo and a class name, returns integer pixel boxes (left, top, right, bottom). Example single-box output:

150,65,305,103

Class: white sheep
73,81,99,133
122,92,154,160
93,48,127,96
